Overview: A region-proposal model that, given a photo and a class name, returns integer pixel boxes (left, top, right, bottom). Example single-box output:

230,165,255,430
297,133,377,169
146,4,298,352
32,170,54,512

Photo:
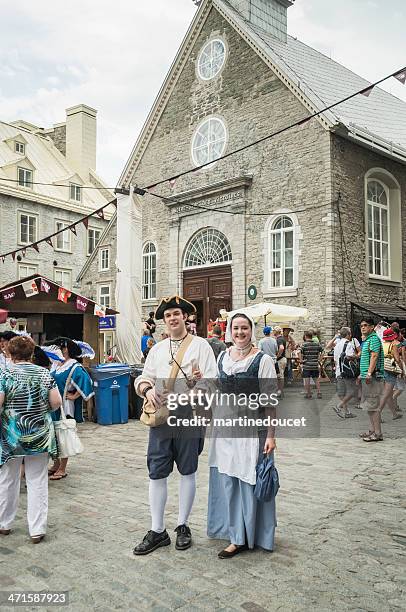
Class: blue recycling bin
90,364,131,425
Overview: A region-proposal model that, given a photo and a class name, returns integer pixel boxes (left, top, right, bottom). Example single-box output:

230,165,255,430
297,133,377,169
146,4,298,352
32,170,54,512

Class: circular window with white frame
191,116,227,167
197,38,226,80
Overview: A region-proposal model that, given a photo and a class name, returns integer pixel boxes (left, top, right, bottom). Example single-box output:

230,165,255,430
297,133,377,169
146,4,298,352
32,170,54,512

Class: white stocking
178,472,196,526
149,477,167,533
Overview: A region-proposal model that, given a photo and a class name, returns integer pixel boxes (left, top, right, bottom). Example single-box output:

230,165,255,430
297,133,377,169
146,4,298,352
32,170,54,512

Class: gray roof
217,0,406,160
119,0,406,186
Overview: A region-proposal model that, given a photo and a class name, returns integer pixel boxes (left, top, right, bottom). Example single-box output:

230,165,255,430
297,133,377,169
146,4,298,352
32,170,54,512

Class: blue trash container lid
90,363,131,379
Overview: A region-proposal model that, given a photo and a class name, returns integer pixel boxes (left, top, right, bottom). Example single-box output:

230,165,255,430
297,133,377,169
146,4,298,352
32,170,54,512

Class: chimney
230,0,294,42
65,104,97,179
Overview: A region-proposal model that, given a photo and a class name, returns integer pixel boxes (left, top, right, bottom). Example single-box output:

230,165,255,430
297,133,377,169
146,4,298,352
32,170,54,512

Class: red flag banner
40,279,51,293
69,225,77,235
57,287,71,303
394,69,406,85
32,243,40,252
82,217,89,229
1,256,5,264
76,296,89,312
11,252,16,261
96,209,104,219
45,238,53,247
22,280,39,298
1,289,15,302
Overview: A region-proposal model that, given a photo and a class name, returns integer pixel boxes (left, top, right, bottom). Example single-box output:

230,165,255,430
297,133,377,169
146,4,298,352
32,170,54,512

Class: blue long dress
207,351,277,551
51,359,94,423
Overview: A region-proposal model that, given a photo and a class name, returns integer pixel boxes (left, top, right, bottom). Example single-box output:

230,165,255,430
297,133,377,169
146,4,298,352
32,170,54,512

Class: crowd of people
255,318,405,441
0,298,404,553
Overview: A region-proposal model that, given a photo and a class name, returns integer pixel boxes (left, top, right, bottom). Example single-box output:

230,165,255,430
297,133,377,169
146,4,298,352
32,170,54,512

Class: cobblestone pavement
0,384,405,611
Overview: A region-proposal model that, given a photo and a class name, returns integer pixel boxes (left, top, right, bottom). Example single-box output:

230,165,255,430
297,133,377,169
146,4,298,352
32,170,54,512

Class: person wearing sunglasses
358,318,385,442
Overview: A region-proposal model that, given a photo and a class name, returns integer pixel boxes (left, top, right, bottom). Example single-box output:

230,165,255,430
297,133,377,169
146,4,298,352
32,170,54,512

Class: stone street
0,385,405,612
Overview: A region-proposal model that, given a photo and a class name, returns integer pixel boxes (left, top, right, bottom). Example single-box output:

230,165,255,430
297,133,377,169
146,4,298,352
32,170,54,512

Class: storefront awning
0,274,118,315
351,301,406,322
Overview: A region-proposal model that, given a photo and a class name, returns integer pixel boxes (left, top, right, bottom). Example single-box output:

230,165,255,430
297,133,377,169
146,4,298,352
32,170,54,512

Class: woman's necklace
232,342,253,360
169,333,188,366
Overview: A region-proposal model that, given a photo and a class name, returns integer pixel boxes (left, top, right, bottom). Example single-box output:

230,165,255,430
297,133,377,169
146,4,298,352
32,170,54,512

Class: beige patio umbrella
219,302,309,324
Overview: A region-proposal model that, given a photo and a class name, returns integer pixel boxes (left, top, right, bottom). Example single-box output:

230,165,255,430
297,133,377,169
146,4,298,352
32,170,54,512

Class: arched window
183,228,232,269
191,117,227,167
365,169,402,283
367,179,389,278
142,242,157,300
269,216,294,288
197,39,226,80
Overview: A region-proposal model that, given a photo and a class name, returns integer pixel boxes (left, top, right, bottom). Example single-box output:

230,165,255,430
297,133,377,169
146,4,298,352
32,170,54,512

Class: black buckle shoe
218,544,248,559
133,530,171,556
174,524,192,550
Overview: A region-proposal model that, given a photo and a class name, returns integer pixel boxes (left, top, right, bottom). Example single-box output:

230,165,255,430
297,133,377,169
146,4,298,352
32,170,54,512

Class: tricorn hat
155,295,196,320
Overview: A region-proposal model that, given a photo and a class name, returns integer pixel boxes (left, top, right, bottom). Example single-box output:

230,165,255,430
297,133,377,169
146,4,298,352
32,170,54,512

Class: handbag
54,363,84,458
140,334,193,427
384,342,402,375
254,453,280,502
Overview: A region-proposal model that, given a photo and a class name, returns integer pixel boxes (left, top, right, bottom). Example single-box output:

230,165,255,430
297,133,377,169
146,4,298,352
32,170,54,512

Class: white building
0,104,113,294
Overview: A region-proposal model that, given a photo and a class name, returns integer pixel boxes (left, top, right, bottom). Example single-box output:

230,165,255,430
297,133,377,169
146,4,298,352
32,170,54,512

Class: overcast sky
1,0,405,185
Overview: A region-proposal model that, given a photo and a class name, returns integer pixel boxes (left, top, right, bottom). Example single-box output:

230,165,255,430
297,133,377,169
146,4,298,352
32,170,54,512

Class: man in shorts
359,318,384,442
134,295,216,555
330,327,361,418
300,331,323,399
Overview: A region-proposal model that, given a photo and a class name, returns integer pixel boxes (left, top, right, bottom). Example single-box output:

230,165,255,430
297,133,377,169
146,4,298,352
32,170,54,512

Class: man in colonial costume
134,295,217,555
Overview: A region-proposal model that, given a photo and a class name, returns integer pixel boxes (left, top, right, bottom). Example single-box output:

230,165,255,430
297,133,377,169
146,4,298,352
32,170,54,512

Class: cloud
0,0,404,185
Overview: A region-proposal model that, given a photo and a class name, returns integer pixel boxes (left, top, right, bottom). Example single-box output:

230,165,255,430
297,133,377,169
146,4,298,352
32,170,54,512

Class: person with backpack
331,327,361,418
377,328,404,420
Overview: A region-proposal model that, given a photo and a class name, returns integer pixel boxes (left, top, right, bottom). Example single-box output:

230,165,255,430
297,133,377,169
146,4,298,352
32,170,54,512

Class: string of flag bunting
0,276,107,317
0,66,405,260
0,198,117,263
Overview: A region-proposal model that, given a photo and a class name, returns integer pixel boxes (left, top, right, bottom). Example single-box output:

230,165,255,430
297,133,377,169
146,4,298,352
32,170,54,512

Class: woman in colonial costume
44,338,94,480
207,313,278,558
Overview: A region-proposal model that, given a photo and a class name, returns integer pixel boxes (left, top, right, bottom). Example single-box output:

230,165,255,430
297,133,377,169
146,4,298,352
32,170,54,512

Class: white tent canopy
219,302,309,324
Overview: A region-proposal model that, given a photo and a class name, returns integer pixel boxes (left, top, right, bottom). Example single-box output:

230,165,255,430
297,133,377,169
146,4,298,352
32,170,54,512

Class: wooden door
183,266,232,336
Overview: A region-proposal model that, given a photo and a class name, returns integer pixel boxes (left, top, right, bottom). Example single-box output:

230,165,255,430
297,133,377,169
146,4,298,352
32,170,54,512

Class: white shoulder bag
54,362,84,458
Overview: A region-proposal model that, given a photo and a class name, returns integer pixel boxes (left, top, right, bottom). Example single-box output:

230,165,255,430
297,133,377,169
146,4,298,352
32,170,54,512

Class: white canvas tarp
115,188,142,363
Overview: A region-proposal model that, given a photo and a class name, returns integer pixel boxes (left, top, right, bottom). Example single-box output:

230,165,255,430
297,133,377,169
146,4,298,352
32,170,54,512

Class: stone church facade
118,0,406,338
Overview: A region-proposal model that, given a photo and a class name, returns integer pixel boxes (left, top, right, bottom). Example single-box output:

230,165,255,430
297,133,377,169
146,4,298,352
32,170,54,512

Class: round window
191,117,227,167
198,39,226,80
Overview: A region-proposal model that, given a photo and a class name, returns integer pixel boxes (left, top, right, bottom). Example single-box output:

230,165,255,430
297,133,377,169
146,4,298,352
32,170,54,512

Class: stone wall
79,217,117,307
47,124,66,157
128,7,336,339
0,192,106,288
331,134,406,329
